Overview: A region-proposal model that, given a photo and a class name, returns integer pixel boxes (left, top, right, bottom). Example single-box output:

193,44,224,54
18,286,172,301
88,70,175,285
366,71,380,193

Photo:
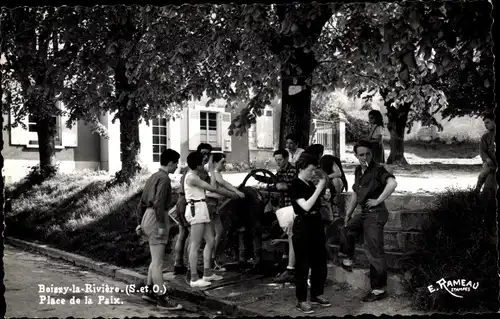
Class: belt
188,199,206,217
298,211,318,216
188,199,206,204
179,192,185,196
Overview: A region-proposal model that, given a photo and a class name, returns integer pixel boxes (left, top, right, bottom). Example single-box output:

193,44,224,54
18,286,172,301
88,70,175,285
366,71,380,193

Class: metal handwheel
238,168,279,207
218,169,279,268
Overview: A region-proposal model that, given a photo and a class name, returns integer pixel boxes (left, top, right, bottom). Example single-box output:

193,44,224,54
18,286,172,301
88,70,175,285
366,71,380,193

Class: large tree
212,2,492,163
201,3,340,149
62,5,218,183
316,1,493,164
1,7,82,173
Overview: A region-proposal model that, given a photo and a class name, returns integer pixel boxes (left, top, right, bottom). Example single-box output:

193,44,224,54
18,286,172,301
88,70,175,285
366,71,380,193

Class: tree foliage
1,6,82,169
2,2,493,174
59,5,229,182
204,1,492,154
200,4,339,147
314,1,493,163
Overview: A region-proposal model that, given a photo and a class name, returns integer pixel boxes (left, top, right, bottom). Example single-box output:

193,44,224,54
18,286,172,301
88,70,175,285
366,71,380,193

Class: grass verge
5,170,157,268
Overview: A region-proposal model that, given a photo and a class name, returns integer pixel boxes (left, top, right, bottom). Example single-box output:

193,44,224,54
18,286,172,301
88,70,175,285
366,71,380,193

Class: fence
310,119,340,157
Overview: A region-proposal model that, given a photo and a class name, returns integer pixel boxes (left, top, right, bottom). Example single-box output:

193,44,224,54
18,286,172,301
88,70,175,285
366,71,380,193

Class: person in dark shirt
289,153,331,314
339,140,397,302
173,143,212,275
135,149,183,310
475,112,496,194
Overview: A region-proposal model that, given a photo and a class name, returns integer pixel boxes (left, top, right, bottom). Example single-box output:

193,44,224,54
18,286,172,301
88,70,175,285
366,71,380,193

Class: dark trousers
292,214,328,302
482,173,497,235
340,208,388,290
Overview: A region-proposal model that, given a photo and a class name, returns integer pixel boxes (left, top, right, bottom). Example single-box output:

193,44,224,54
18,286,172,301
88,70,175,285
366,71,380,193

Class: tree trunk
114,59,141,184
36,116,58,174
275,5,333,149
279,73,312,149
1,70,6,270
116,109,141,184
386,103,410,165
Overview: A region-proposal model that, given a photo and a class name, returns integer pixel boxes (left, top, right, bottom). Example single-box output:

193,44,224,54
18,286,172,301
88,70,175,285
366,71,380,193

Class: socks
203,268,213,277
286,266,295,271
147,284,154,293
343,259,353,266
238,249,246,262
191,271,199,282
372,289,385,295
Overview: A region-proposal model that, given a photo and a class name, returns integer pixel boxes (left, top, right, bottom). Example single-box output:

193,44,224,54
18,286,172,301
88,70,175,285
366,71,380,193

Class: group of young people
269,134,397,314
135,143,242,310
134,130,399,313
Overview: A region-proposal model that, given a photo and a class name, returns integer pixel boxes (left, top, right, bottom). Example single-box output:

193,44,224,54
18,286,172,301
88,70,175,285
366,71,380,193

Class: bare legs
211,215,224,262
147,243,165,291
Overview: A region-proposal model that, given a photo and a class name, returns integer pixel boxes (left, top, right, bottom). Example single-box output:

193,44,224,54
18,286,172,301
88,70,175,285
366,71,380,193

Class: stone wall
333,193,434,271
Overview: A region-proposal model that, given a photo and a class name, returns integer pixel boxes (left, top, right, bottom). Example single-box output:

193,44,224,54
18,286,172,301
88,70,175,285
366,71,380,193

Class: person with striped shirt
273,149,298,283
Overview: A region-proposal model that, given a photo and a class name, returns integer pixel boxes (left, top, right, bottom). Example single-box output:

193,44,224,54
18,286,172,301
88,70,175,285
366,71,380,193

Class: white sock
343,259,353,266
372,289,385,295
286,266,295,270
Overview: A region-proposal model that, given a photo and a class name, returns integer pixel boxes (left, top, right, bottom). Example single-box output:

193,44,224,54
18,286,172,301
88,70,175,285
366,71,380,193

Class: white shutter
265,109,274,148
256,114,265,148
138,119,153,165
220,112,232,152
188,108,201,151
59,101,78,147
9,110,29,146
256,108,274,148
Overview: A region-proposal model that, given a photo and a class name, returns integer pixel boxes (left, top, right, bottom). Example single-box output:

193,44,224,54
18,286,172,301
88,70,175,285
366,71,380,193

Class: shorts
184,201,211,225
206,197,220,221
141,208,169,245
275,206,296,237
175,195,189,227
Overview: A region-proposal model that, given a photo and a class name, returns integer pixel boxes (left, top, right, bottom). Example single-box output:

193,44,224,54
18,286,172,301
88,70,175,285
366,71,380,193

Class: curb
6,237,263,317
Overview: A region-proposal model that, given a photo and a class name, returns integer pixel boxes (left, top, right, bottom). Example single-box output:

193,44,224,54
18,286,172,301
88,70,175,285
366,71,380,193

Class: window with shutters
27,115,62,147
152,117,168,162
200,111,219,147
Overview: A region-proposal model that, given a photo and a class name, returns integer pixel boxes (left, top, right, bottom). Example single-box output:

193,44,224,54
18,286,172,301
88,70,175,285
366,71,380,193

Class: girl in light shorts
184,152,237,288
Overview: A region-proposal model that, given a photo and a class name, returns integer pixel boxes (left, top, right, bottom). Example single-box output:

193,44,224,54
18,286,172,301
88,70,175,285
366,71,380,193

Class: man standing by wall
339,140,397,302
475,112,497,238
476,112,496,195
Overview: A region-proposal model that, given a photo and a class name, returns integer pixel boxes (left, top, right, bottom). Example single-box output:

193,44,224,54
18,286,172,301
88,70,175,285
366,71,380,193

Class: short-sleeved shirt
352,162,395,207
137,168,172,228
276,162,298,207
287,148,305,165
289,178,322,216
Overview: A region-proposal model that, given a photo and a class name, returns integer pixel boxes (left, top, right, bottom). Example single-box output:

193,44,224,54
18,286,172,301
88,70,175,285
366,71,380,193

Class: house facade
3,98,345,184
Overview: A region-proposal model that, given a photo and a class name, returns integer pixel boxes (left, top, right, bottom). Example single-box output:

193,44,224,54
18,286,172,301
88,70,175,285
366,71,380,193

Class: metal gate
310,119,339,156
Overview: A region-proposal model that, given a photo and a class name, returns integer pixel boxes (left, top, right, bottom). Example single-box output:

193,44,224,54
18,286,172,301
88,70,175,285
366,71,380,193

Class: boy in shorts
135,149,183,310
